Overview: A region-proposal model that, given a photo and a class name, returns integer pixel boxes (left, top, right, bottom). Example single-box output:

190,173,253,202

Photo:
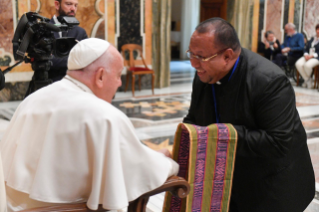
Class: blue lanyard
211,57,240,123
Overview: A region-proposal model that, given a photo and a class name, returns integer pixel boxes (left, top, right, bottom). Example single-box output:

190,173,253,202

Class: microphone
42,22,61,32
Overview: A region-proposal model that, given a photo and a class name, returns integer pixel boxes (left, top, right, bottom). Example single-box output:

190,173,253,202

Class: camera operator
263,30,281,61
50,0,88,82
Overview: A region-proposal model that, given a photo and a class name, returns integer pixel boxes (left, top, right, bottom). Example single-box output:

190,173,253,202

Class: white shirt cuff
167,158,179,177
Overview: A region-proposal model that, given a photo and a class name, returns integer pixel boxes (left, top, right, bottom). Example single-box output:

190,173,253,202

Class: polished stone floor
1,69,319,211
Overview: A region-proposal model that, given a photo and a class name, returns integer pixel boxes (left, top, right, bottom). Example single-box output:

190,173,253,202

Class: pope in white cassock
0,38,179,211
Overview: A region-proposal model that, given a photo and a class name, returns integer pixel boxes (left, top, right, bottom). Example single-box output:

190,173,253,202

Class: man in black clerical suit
183,18,315,212
49,0,88,82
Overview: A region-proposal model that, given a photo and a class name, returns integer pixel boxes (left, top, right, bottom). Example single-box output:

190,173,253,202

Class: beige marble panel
30,0,40,12
107,0,116,45
251,0,259,53
288,0,295,23
145,0,152,65
37,0,55,18
304,0,319,38
0,0,14,60
18,0,29,16
76,0,101,37
265,0,283,43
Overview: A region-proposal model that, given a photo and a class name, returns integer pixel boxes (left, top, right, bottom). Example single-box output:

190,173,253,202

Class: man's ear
223,48,234,63
94,68,105,88
54,1,60,11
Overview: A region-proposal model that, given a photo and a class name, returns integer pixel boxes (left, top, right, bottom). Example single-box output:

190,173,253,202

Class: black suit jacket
49,18,88,81
305,37,319,60
184,48,315,212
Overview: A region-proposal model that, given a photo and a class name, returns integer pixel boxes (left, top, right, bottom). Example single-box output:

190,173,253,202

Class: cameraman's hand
273,42,278,49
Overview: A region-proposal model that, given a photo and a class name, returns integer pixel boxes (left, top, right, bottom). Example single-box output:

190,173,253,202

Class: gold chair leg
151,73,155,95
125,73,130,92
132,74,135,97
138,75,142,91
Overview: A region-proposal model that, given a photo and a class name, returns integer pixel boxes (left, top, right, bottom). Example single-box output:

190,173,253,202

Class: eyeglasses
186,48,229,62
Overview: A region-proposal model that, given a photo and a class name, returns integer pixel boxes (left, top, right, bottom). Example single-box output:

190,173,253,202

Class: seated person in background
274,23,304,67
263,30,281,61
296,24,319,88
0,38,179,211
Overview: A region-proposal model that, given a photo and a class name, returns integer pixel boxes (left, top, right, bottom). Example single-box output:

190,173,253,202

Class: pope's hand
158,148,172,158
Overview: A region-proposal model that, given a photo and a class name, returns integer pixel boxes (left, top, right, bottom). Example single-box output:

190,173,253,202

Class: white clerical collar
53,15,61,25
216,81,221,85
53,15,62,38
64,75,94,94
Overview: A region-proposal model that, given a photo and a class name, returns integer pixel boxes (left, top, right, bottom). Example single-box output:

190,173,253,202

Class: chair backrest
121,44,147,68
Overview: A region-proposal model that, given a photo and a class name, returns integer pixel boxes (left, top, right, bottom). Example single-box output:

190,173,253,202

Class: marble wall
0,0,14,67
265,0,283,43
0,0,154,101
245,0,319,53
303,0,319,39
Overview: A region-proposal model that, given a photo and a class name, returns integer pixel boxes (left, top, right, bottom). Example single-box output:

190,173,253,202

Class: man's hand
158,148,172,158
273,42,278,48
282,47,291,53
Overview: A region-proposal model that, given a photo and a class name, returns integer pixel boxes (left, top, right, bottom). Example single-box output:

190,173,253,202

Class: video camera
8,12,79,96
12,12,78,61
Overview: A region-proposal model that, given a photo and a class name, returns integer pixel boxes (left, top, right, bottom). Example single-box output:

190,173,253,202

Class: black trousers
273,53,300,67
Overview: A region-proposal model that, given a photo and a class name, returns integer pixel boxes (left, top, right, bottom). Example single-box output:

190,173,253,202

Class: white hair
286,23,296,30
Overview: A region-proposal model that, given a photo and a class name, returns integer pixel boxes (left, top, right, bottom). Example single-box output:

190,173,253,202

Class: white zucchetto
67,38,110,70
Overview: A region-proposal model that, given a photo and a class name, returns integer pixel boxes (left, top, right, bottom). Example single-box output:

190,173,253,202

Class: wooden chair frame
20,176,189,212
314,66,319,89
121,44,155,97
296,65,319,89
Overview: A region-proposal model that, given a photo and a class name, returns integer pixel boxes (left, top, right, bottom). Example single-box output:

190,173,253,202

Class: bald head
195,18,241,52
67,39,124,103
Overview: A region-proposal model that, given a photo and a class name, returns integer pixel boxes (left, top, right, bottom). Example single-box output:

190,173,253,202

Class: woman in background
263,30,281,61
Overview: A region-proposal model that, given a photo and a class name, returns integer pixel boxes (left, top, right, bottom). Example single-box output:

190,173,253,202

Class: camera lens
54,38,77,57
57,39,69,55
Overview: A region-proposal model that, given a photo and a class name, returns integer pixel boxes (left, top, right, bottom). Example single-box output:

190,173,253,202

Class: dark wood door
200,0,227,22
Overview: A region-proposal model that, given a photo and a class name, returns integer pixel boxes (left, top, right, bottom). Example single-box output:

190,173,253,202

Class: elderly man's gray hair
286,23,296,29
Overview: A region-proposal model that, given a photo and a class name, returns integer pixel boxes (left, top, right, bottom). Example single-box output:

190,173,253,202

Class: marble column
179,0,200,60
152,0,171,88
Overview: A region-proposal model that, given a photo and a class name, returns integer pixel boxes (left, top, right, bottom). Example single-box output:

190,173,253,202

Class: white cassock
0,154,6,212
0,75,179,211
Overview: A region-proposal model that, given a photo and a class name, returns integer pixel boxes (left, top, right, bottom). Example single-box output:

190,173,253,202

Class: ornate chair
314,66,319,89
20,176,189,212
121,44,155,97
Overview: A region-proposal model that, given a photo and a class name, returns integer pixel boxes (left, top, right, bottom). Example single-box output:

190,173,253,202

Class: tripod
25,60,53,98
